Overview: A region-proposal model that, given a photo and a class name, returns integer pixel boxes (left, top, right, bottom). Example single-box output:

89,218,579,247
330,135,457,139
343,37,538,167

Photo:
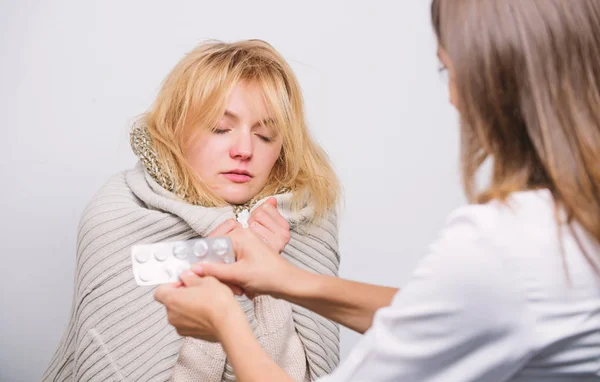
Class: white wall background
0,1,463,380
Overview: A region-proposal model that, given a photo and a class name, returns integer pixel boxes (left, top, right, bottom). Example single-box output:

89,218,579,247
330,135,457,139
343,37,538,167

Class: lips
222,170,252,183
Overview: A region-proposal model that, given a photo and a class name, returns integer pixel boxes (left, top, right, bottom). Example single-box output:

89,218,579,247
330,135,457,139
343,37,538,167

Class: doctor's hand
193,228,298,299
154,271,244,342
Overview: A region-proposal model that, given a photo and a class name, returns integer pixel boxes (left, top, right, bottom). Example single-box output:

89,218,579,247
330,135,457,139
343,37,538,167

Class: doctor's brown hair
431,0,600,263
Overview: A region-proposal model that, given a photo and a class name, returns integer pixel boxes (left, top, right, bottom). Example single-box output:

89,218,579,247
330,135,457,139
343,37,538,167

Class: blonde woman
44,40,341,382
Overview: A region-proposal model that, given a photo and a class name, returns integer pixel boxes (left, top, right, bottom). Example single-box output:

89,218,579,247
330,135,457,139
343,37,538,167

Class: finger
234,226,273,252
179,270,204,287
226,283,244,296
264,206,290,232
227,227,272,260
260,197,283,217
249,209,280,235
154,283,178,304
208,219,240,238
249,221,277,247
252,204,289,236
259,198,288,225
193,262,243,285
249,212,289,250
191,264,205,276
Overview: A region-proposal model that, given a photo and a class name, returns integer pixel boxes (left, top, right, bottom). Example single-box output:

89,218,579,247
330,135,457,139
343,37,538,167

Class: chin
223,196,253,205
219,188,255,205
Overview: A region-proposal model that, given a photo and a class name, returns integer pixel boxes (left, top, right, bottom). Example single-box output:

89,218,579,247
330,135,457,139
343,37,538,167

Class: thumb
192,262,244,286
179,270,203,287
154,283,177,304
265,197,278,208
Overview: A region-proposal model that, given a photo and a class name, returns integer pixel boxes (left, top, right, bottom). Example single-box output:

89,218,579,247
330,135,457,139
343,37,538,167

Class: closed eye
256,134,273,143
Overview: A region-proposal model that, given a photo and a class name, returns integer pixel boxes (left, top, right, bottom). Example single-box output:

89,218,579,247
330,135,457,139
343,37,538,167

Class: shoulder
82,170,144,216
77,172,141,234
76,169,150,255
292,207,339,251
384,195,548,347
441,189,556,249
414,190,557,307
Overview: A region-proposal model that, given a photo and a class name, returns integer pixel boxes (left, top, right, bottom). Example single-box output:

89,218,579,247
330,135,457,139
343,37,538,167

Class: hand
248,197,290,253
208,218,242,238
193,228,297,299
174,218,244,294
154,271,244,342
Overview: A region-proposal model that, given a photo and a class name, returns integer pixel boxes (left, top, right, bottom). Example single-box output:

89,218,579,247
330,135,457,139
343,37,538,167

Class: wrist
270,263,314,300
214,298,245,342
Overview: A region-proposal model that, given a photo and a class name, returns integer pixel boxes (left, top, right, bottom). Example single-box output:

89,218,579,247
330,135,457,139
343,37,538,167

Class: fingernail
181,270,194,278
191,264,204,274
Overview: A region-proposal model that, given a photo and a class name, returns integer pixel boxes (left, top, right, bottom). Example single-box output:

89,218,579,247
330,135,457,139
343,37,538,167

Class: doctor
155,0,600,380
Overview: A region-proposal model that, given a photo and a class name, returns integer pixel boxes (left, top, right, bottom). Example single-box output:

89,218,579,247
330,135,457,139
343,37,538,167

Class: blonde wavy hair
136,39,340,218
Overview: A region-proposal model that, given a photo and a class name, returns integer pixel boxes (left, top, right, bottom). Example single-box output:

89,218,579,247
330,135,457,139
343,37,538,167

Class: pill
138,268,155,282
173,243,190,259
213,239,228,256
154,251,168,262
131,237,235,286
135,251,149,263
193,241,209,257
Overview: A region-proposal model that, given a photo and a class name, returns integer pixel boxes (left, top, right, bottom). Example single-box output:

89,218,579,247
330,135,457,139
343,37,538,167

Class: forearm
218,308,293,382
274,267,398,334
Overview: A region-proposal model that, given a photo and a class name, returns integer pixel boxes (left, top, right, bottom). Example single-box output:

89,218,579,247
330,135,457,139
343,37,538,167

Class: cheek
186,136,226,177
255,143,282,176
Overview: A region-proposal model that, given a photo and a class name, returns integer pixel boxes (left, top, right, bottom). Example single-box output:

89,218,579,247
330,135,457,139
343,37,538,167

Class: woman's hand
208,218,242,238
194,228,298,299
247,197,291,253
154,271,245,342
209,198,290,254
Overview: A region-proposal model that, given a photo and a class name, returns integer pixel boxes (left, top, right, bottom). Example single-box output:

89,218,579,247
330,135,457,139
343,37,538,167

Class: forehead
223,81,270,119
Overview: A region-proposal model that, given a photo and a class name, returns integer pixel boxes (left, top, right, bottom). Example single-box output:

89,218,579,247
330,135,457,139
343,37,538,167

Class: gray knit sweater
43,163,340,381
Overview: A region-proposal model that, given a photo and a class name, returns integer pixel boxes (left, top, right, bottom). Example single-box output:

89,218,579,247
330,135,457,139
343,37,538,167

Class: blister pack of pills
131,237,235,286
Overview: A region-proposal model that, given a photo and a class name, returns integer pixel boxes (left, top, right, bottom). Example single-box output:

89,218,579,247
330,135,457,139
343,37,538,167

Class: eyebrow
223,110,276,129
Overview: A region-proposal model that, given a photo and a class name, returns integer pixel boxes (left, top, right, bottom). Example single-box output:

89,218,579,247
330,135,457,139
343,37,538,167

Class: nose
230,131,253,160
